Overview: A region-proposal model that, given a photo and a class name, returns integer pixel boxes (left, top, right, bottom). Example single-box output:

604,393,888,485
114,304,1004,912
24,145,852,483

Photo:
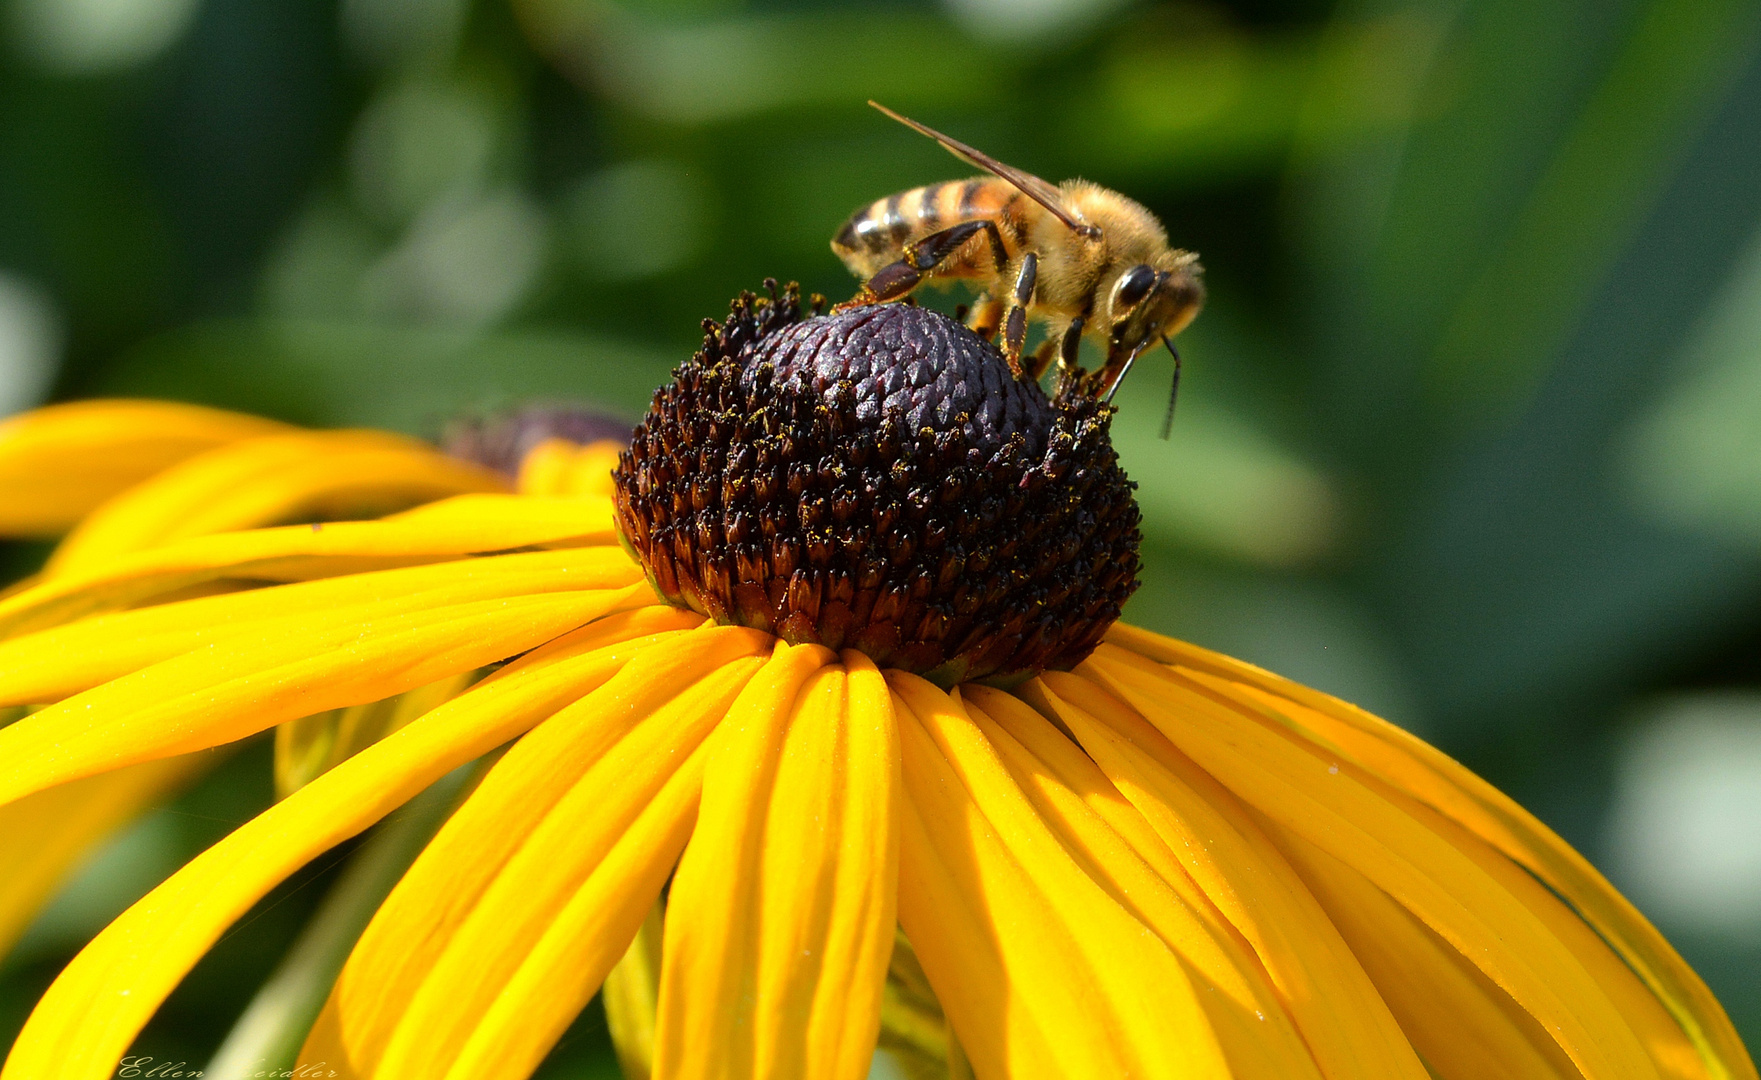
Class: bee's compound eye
1116,265,1156,309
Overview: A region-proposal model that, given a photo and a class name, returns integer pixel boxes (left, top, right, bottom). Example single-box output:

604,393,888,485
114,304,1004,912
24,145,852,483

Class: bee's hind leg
833,220,1005,312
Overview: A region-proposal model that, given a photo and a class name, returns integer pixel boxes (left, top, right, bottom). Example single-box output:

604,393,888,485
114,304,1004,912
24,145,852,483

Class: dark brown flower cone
613,282,1141,686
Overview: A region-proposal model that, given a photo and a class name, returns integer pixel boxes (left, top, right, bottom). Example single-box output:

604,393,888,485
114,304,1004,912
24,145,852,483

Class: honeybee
832,101,1204,433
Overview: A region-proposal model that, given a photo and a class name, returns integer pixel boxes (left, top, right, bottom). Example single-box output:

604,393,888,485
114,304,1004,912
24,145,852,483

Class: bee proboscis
832,101,1204,434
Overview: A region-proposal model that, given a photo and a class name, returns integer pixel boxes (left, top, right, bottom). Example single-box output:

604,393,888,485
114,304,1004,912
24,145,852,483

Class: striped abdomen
832,177,1026,278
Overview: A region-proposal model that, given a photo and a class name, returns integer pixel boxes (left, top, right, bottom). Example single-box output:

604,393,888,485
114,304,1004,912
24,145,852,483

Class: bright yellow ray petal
0,494,617,638
372,653,767,1078
654,647,897,1080
1081,645,1660,1080
515,438,623,498
301,625,775,1076
891,672,1229,1080
893,745,1063,1078
516,438,581,496
46,431,508,575
961,686,1320,1080
443,738,704,1080
1106,622,1755,1080
1274,817,1583,1080
1361,775,1711,1079
0,547,642,705
0,586,653,805
0,607,700,1080
0,400,293,537
1029,672,1429,1080
0,753,209,959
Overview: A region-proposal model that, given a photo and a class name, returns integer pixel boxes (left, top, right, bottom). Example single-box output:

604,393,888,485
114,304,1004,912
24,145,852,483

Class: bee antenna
1102,342,1147,405
1159,337,1181,440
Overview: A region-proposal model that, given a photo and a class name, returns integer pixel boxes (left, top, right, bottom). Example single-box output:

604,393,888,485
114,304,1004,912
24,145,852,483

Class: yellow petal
46,431,507,575
516,438,580,495
517,437,623,498
962,686,1320,1080
0,606,699,1080
1031,672,1428,1080
0,547,641,705
443,739,704,1080
892,744,1063,1077
0,753,209,959
892,672,1229,1080
1107,622,1755,1080
301,624,775,1076
0,493,618,638
1350,777,1710,1079
655,647,897,1080
370,652,766,1079
0,400,292,537
1274,820,1582,1080
1082,645,1660,1080
0,586,654,805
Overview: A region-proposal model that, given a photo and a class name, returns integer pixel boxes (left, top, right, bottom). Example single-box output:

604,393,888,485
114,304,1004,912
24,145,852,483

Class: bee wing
868,101,1103,241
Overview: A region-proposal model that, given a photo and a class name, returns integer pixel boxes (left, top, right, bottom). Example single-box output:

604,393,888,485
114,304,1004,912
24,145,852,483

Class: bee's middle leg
834,220,1005,312
998,253,1038,376
1027,315,1082,383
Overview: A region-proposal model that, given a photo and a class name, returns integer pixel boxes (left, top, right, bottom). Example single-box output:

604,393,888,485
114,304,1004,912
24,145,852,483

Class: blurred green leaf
1112,360,1341,570
516,5,1013,123
93,320,674,432
1427,0,1761,420
1624,225,1761,546
1070,9,1442,182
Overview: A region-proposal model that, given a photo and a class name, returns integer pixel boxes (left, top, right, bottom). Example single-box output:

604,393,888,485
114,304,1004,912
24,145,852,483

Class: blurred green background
3,0,1761,1071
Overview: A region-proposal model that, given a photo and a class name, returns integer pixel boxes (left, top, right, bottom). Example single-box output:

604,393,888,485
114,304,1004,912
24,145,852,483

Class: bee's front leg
834,220,1005,312
998,253,1038,376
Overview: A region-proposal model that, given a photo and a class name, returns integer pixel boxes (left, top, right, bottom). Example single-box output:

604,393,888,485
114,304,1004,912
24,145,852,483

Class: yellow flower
0,298,1752,1080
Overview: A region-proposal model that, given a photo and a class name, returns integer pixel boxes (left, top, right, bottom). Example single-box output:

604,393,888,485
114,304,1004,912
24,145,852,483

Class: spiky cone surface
613,285,1141,685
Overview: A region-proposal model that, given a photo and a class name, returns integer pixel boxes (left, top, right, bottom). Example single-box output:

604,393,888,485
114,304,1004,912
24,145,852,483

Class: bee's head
1103,252,1204,372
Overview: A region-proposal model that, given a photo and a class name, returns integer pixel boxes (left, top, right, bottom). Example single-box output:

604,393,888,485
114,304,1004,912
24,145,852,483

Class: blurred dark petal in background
3,0,1761,1069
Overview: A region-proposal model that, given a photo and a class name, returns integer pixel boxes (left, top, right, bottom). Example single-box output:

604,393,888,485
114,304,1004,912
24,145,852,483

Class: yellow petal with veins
0,548,641,705
1082,645,1659,1080
444,738,705,1080
654,648,896,1080
961,686,1320,1080
46,431,507,575
0,493,617,637
0,586,655,805
1107,622,1754,1080
892,739,1063,1077
0,607,701,1080
1274,822,1581,1080
1031,672,1428,1080
1336,776,1709,1079
0,400,292,537
892,672,1228,1080
302,624,774,1076
372,653,766,1078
